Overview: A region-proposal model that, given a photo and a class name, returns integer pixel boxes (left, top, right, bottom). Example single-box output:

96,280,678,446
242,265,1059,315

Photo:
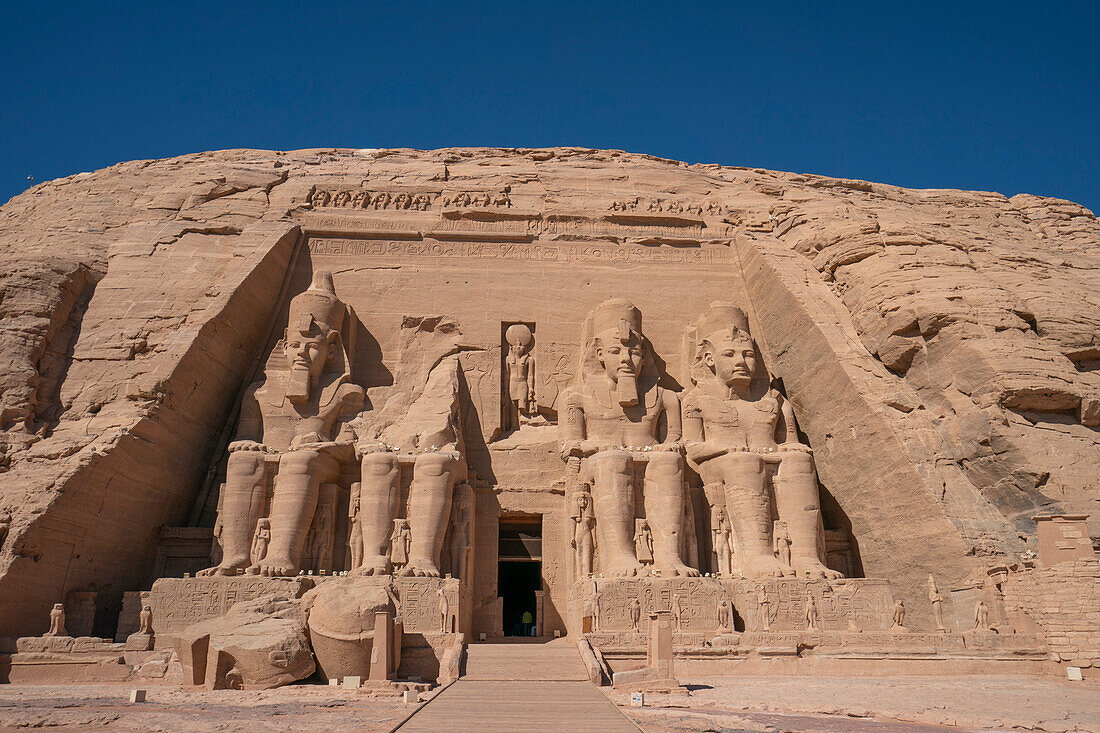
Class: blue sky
2,2,1097,210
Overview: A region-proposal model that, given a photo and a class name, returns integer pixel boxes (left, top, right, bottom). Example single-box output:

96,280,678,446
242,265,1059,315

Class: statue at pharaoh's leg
201,270,364,577
354,355,467,577
682,303,840,579
560,298,698,577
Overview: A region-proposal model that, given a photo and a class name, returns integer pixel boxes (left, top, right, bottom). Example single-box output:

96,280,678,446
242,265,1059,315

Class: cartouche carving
683,302,841,580
560,298,697,577
201,270,363,577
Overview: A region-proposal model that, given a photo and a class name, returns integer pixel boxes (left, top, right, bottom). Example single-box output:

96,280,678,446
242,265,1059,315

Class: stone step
462,638,589,681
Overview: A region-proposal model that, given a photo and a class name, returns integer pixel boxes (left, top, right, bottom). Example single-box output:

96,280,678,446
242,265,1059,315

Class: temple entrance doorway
498,514,542,637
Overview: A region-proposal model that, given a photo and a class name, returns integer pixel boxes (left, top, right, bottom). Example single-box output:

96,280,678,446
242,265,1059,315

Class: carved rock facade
0,148,1096,669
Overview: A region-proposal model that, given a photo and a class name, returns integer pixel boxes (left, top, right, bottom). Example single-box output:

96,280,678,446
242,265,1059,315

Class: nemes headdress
288,270,346,337
696,302,750,342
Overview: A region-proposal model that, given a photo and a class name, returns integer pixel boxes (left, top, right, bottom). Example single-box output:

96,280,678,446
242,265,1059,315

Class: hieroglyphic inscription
393,576,462,633
146,576,314,639
308,238,729,265
588,578,727,632
731,578,893,632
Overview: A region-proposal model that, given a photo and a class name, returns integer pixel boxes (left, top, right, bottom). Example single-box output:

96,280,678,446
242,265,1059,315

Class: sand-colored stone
0,146,1096,661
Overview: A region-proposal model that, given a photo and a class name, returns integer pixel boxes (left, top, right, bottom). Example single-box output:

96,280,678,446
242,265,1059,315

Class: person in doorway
521,609,535,636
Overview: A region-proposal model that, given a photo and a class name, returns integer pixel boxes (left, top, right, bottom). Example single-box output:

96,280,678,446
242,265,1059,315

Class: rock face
176,595,314,690
0,147,1097,639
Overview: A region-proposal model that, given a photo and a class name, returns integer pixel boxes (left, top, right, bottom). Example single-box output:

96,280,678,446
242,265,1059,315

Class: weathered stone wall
0,147,1096,638
1001,558,1100,668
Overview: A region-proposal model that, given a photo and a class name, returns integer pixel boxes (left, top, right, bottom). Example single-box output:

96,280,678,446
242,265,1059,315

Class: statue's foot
744,555,794,579
604,557,644,577
197,558,248,577
259,557,297,577
350,557,390,577
245,564,261,575
791,556,843,579
653,560,701,577
402,558,441,577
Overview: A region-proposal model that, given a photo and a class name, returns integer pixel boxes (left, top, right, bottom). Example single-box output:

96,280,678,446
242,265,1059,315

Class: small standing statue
504,324,536,432
974,600,991,631
634,519,654,569
891,599,907,631
928,575,946,632
805,595,819,631
570,491,596,578
757,585,772,632
311,509,332,572
390,519,412,573
438,588,451,633
138,605,154,635
46,603,67,637
249,518,271,571
629,597,642,631
712,506,733,577
773,520,792,570
447,492,471,580
672,593,684,631
716,597,731,632
348,482,363,571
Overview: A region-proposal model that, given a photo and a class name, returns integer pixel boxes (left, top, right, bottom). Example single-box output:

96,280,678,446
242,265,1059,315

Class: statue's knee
778,453,814,478
646,452,683,477
227,450,265,474
590,450,631,474
362,452,398,477
721,452,764,476
414,451,455,478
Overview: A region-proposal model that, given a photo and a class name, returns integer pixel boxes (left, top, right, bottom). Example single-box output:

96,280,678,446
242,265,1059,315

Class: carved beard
616,372,639,407
287,367,311,404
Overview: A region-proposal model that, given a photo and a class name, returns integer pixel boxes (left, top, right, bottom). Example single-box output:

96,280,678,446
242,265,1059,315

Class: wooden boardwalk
392,680,641,732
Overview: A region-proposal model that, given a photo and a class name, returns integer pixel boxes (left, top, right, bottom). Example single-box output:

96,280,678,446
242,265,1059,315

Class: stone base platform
589,629,1050,678
570,576,895,635
2,636,174,684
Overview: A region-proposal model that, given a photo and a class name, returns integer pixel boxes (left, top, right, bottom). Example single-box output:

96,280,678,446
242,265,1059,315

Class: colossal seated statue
682,302,840,579
560,298,698,577
201,270,363,577
352,355,467,578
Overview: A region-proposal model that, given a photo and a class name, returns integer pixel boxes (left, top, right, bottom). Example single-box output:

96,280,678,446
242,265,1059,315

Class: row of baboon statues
202,271,841,583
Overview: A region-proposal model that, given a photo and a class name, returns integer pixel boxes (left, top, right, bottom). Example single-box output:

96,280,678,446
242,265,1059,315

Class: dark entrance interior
498,514,542,637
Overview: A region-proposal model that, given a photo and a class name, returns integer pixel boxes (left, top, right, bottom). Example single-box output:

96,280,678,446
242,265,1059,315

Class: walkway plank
393,681,640,733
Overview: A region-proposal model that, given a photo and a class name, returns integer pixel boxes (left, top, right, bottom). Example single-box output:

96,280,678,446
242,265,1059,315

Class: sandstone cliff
0,147,1096,636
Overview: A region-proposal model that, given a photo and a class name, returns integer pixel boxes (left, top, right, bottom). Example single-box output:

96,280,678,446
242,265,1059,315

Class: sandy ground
606,675,1100,733
0,682,422,732
1,676,1097,732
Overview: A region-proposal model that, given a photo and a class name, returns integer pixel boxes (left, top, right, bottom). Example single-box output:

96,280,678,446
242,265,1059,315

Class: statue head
694,302,756,391
284,270,347,403
505,323,533,360
576,492,589,511
588,298,649,406
714,506,725,523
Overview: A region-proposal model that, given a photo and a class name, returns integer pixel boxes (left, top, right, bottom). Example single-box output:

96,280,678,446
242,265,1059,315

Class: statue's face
595,330,645,385
577,494,588,509
705,334,756,389
284,329,334,383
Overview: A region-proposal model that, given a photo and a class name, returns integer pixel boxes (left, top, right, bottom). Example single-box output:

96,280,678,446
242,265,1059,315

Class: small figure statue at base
672,593,684,631
390,519,412,573
891,599,907,631
247,518,271,573
757,586,772,632
974,600,991,631
438,588,451,633
634,519,654,569
806,595,819,631
571,491,596,579
629,597,641,632
712,506,733,577
928,575,946,632
46,603,66,637
716,598,731,632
